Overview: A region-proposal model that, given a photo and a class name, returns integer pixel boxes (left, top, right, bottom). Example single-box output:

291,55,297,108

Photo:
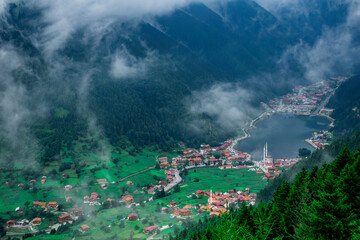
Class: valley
0,0,359,239
0,75,345,239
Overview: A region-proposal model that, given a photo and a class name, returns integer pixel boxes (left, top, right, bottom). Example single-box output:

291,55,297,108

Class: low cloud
284,29,357,82
187,83,258,132
28,0,210,56
254,0,303,14
0,45,46,167
0,0,9,16
270,0,360,82
255,0,348,17
110,48,156,79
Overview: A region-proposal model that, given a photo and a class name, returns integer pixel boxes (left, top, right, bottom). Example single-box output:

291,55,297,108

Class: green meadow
0,144,269,240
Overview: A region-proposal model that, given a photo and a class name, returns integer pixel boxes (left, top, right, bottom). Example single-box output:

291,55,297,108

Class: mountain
327,74,360,136
0,0,358,164
0,1,293,156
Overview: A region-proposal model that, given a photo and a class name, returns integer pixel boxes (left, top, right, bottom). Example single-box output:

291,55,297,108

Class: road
311,88,338,116
250,111,269,128
117,166,155,183
164,165,221,193
227,110,270,153
164,170,182,193
227,128,250,152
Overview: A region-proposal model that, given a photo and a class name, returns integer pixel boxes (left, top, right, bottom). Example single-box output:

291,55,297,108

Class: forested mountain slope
327,74,360,136
0,0,299,160
256,131,360,203
0,0,358,165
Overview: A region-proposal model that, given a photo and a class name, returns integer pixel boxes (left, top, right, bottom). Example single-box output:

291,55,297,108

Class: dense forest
175,145,360,239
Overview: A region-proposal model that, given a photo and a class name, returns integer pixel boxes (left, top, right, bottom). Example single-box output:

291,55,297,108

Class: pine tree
235,203,256,234
297,173,354,240
331,146,355,177
338,157,360,217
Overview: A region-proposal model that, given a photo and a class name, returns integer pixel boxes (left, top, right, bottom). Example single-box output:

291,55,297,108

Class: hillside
1,1,360,239
2,0,350,165
176,145,360,239
327,74,360,136
256,131,360,203
0,0,358,169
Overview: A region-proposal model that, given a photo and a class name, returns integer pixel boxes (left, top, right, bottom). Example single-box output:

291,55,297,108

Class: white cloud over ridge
111,48,156,79
276,0,360,82
0,45,45,166
29,0,208,55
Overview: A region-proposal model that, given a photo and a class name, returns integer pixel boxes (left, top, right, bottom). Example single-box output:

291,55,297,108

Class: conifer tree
331,146,354,177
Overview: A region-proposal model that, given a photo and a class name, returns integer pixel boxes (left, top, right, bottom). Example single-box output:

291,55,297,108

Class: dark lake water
236,114,330,160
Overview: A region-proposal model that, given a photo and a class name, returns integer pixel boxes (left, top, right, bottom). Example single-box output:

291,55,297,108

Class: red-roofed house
174,209,192,216
160,162,169,168
6,220,16,228
33,201,47,208
168,200,178,207
58,213,71,223
81,224,90,232
128,213,138,221
159,157,168,163
32,218,42,225
144,225,159,234
196,190,205,196
123,195,135,204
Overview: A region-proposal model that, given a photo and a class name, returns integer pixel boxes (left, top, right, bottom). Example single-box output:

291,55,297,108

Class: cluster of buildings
6,204,83,231
257,142,302,179
306,130,332,149
159,139,251,170
140,168,177,195
205,189,256,209
32,201,58,209
273,158,300,168
256,143,302,179
265,77,347,115
158,188,257,220
83,192,102,205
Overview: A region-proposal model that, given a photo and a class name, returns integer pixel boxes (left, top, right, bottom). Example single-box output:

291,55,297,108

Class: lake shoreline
233,113,331,159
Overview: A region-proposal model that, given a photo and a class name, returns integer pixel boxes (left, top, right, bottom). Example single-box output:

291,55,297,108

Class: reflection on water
236,114,330,160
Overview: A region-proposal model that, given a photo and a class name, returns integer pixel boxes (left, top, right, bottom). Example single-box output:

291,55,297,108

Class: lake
236,114,330,160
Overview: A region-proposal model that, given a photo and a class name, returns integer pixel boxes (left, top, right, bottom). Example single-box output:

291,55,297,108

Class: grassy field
182,167,267,194
147,167,268,208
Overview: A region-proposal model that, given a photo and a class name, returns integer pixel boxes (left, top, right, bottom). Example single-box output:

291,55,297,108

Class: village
3,137,292,239
263,76,348,115
305,130,333,149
